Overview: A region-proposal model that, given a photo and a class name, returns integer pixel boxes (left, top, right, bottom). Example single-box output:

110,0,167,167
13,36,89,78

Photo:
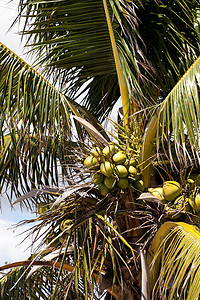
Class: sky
0,0,34,267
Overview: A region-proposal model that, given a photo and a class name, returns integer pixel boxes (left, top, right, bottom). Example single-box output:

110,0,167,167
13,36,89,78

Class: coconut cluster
84,143,144,196
149,177,200,220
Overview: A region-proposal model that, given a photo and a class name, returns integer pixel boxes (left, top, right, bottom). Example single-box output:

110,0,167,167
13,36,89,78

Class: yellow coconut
92,172,104,185
104,176,116,189
163,181,181,201
189,193,200,212
117,178,129,189
98,183,110,196
100,161,114,176
84,155,98,169
115,165,128,178
148,187,165,203
112,151,126,165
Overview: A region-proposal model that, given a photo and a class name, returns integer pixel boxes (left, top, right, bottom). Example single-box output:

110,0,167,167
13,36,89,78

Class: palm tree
0,0,200,299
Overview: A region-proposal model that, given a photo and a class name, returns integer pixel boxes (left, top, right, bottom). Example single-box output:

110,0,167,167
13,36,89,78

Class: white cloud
0,218,33,266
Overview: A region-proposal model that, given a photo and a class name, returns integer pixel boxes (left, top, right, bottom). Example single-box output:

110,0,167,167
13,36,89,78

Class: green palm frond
16,0,200,120
147,221,200,300
0,42,104,201
0,42,72,138
16,0,152,118
156,56,200,168
0,264,89,300
10,182,143,299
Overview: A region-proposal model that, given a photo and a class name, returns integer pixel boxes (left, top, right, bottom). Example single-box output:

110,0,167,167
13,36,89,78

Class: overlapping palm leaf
147,222,200,300
16,0,149,117
0,182,141,299
156,56,200,168
0,264,88,300
0,42,98,200
16,0,200,120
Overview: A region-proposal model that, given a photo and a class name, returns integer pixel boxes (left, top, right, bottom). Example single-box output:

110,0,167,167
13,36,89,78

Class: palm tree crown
0,0,200,299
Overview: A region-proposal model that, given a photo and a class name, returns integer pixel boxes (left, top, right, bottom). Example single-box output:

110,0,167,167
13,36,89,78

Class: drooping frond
0,265,88,299
0,43,101,201
15,0,200,120
147,222,200,300
156,56,200,168
16,0,156,119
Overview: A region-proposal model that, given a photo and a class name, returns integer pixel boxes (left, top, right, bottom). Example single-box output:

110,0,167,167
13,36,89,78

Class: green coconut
104,176,116,189
163,181,182,201
117,178,129,189
98,183,110,196
92,172,104,185
115,165,128,178
129,158,137,167
100,161,114,176
102,144,116,157
84,155,98,169
112,151,126,165
91,146,102,158
133,179,144,192
128,166,139,180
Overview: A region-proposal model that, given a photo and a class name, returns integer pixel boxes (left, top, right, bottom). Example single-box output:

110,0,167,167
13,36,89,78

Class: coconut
117,178,129,189
133,180,144,192
98,183,110,196
112,151,126,165
128,166,139,180
115,165,128,178
189,193,200,212
92,172,104,185
104,176,116,189
148,187,165,202
91,146,102,158
129,158,137,167
100,161,114,176
84,155,98,169
102,144,116,156
163,181,181,201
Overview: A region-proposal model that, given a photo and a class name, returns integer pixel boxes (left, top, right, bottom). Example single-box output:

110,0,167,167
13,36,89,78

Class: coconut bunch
148,181,192,219
84,142,144,196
